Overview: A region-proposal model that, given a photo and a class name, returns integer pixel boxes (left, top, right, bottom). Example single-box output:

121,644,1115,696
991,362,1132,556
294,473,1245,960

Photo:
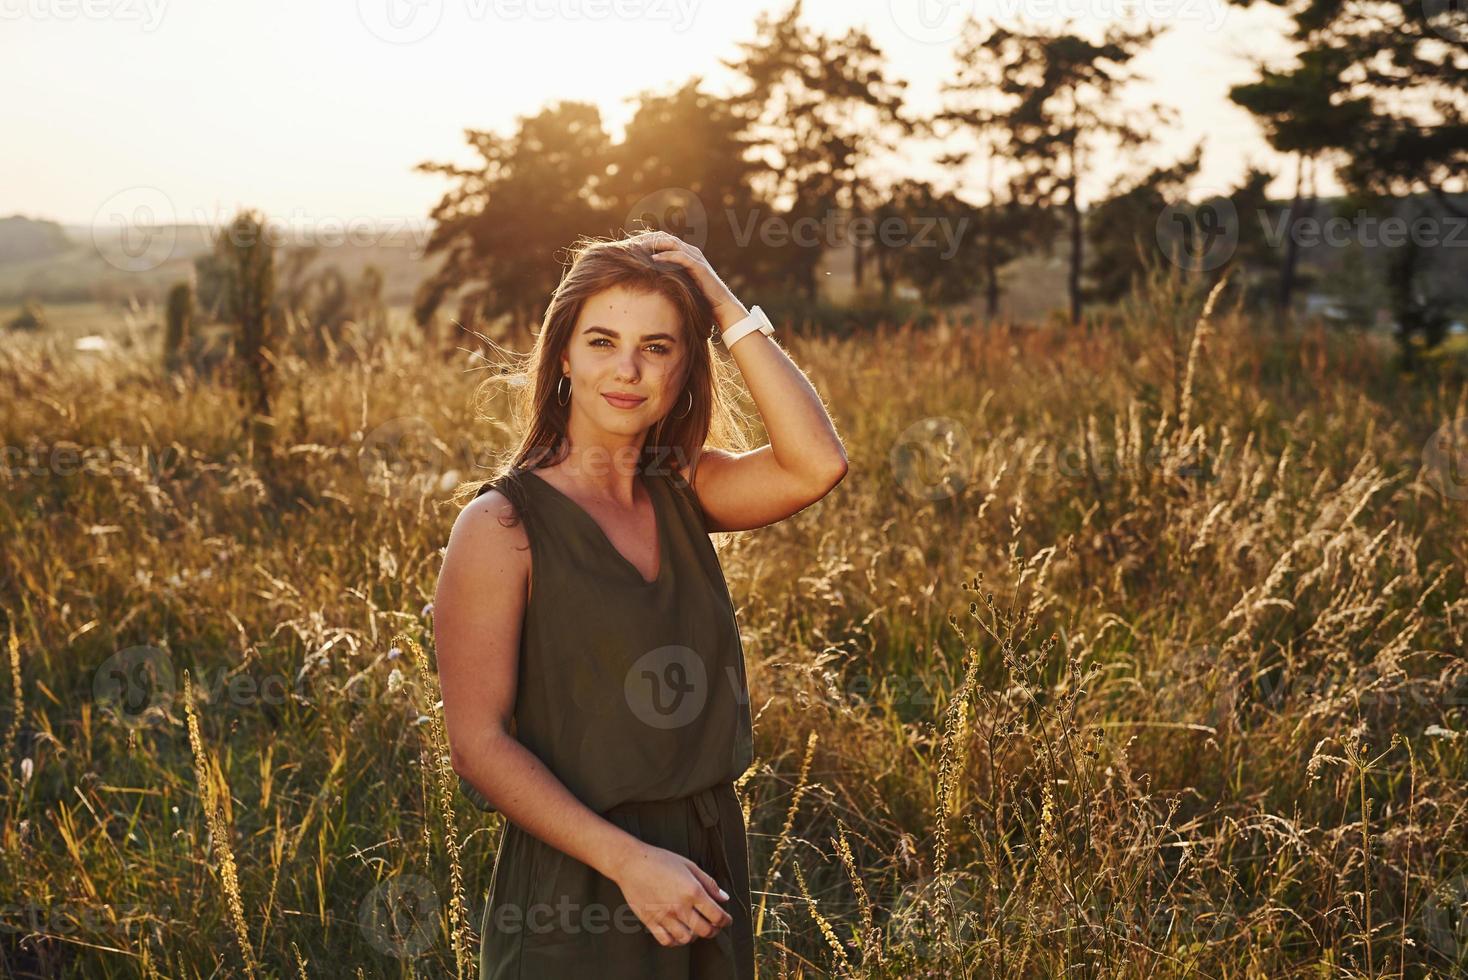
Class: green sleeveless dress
464,462,756,980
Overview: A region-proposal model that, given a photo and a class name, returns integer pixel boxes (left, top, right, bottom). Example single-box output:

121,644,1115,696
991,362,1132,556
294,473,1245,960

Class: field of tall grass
2,271,1465,978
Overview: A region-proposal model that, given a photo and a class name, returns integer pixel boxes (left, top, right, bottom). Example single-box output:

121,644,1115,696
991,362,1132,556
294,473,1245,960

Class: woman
433,230,848,979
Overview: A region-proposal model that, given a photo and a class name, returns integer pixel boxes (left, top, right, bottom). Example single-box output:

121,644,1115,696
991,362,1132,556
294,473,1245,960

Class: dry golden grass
1,269,1465,978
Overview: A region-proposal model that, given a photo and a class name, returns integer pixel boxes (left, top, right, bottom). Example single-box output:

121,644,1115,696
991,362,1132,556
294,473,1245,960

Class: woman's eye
590,338,670,354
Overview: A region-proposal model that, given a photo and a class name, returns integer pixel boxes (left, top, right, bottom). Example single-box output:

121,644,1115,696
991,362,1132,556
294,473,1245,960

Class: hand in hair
645,232,748,332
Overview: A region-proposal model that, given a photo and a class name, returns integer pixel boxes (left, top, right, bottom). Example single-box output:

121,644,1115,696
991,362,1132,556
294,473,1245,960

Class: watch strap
722,305,773,349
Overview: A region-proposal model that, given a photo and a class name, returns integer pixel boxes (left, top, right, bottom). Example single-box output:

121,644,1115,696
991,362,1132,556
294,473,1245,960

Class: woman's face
561,284,688,436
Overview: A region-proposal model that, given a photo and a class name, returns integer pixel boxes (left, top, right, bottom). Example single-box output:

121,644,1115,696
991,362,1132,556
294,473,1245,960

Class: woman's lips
602,393,647,409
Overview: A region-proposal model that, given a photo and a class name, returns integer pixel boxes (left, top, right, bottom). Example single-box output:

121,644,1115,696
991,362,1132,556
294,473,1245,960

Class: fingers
687,862,728,901
661,914,696,945
679,901,723,940
691,890,734,931
683,863,734,931
645,887,731,946
652,910,703,945
643,901,686,946
646,231,703,259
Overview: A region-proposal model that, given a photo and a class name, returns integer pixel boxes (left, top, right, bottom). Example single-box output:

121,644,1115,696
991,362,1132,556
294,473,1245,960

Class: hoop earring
556,375,570,406
673,388,692,419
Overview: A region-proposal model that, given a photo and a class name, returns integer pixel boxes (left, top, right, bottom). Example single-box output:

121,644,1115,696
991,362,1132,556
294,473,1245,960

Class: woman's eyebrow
583,325,678,343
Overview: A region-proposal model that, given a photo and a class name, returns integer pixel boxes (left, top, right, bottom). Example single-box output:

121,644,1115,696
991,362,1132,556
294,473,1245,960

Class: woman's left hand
646,232,748,331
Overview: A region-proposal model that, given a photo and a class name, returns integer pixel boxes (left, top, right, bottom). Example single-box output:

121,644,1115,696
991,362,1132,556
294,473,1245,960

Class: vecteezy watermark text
356,0,699,44
0,0,167,30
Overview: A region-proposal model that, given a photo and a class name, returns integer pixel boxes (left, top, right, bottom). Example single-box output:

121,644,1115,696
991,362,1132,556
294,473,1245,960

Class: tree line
413,0,1466,364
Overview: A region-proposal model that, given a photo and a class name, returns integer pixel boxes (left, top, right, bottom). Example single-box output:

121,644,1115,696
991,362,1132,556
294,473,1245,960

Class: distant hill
0,215,72,266
0,218,441,307
5,193,1463,322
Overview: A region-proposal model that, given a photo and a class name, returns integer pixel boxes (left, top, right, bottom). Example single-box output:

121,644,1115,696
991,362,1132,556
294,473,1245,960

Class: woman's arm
436,491,632,874
433,490,732,945
650,234,848,533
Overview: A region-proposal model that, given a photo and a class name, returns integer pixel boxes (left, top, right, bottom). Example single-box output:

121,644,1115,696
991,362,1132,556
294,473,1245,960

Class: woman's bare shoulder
460,486,525,530
445,488,532,588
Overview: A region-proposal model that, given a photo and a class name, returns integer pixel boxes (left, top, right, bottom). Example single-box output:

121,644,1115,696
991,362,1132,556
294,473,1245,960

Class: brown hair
452,230,753,514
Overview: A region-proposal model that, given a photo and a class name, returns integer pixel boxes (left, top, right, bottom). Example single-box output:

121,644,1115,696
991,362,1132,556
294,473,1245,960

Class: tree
213,210,276,462
1227,166,1288,311
940,18,1062,320
356,264,387,336
1087,145,1202,306
1229,47,1371,316
415,102,612,347
870,181,985,306
5,300,47,332
275,249,390,356
966,18,1172,325
606,78,768,294
722,0,914,298
163,281,192,374
1226,0,1468,363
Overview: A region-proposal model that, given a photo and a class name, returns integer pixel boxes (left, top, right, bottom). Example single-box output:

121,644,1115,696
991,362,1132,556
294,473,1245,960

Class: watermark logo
1419,871,1468,965
91,642,433,722
487,895,649,939
625,645,707,728
87,195,432,272
0,900,175,936
890,869,982,961
992,0,1228,30
92,645,177,729
1422,417,1468,501
890,416,972,501
1259,209,1468,250
889,0,974,45
620,196,971,258
3,441,186,481
357,0,698,43
359,415,448,490
627,187,709,251
359,874,440,957
1423,0,1467,43
727,207,969,258
357,0,444,43
1156,188,1237,272
91,185,177,273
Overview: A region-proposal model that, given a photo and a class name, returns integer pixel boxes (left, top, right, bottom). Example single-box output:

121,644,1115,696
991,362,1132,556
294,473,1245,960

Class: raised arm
649,234,848,533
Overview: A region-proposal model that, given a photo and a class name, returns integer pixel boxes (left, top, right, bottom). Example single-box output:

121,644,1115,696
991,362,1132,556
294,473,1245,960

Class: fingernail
719,888,729,900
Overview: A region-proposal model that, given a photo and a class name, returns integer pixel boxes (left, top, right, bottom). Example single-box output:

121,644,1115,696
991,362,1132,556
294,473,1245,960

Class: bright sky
3,0,1304,230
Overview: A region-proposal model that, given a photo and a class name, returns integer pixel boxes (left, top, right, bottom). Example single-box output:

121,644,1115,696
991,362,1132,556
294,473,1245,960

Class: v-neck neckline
521,468,667,587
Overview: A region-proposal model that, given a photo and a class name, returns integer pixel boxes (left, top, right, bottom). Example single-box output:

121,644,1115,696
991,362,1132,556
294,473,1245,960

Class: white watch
721,305,774,349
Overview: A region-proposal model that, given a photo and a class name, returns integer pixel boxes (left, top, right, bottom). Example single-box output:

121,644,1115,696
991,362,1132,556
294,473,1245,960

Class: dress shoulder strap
651,458,710,534
474,467,536,524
